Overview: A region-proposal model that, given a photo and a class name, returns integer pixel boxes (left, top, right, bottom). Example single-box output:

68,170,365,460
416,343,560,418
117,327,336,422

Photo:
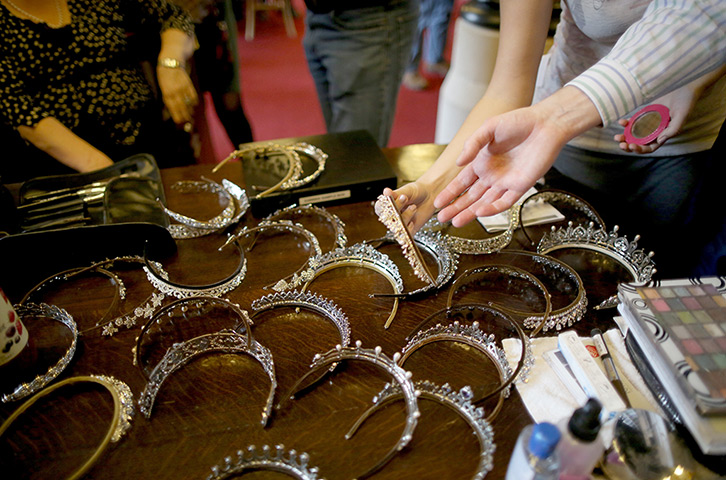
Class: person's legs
402,0,429,90
303,1,418,146
422,0,453,71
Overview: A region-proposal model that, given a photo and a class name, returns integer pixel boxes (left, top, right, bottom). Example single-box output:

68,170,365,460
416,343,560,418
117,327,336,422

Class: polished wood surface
0,145,624,479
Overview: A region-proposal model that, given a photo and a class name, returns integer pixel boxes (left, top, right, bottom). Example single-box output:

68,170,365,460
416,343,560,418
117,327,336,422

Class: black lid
568,398,602,442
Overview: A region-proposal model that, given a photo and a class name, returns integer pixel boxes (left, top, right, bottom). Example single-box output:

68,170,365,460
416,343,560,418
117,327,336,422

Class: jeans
303,0,418,147
408,0,453,71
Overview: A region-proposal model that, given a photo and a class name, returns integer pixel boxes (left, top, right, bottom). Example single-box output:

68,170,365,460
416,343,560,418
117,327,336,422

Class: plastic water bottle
556,398,605,479
505,422,561,480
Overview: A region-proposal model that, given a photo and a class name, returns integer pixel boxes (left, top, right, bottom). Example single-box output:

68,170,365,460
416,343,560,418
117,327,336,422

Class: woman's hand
156,65,197,125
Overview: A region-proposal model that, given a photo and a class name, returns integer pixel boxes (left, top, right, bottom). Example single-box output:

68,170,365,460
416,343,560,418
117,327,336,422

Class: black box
242,130,397,217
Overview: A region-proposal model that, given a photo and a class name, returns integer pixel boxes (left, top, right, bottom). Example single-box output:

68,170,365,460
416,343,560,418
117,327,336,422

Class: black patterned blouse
0,0,193,149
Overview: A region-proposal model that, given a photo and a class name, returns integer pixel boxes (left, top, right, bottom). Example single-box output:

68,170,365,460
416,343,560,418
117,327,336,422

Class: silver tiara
164,178,249,239
251,290,350,347
423,198,523,255
133,295,254,374
277,341,419,480
374,194,437,285
538,222,656,283
138,330,276,426
347,380,496,480
263,203,347,253
303,243,404,329
446,264,553,337
213,144,303,197
3,303,78,403
207,444,324,480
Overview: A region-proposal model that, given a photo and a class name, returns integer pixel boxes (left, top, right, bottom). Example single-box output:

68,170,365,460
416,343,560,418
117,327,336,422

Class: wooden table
0,144,625,479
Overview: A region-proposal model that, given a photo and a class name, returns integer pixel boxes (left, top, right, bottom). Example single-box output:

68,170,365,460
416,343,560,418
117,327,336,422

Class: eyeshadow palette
618,277,726,415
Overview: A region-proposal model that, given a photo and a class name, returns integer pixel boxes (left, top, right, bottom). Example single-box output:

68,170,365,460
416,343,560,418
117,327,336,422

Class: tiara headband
164,178,249,239
0,375,134,480
251,290,350,348
138,330,276,426
132,295,254,375
207,444,324,480
212,144,302,197
346,380,496,480
263,203,347,253
2,303,78,403
299,243,404,329
277,341,420,480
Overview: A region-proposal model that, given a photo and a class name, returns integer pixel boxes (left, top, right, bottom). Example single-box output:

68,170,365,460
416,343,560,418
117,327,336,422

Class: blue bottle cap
528,422,561,459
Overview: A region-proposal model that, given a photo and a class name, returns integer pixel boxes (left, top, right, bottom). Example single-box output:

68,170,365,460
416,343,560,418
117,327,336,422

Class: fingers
433,164,479,209
158,69,198,125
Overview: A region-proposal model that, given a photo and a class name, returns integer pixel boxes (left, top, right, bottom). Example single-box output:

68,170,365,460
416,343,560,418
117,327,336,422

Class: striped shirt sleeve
567,0,726,126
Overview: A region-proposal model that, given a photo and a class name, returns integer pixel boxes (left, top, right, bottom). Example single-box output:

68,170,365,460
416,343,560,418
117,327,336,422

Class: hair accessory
133,295,254,375
446,264,553,337
212,145,302,197
2,303,78,403
0,374,134,480
164,178,249,239
263,203,347,252
144,241,247,299
299,243,403,329
221,220,322,291
538,222,656,308
424,199,523,255
374,194,436,285
347,380,496,480
207,444,324,480
138,330,276,426
399,321,514,420
251,290,350,348
368,229,459,298
278,142,328,189
519,189,605,247
277,341,420,480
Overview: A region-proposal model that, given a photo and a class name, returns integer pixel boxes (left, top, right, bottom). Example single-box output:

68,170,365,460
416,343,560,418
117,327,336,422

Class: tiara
346,380,496,480
446,264,553,337
213,144,303,197
0,374,134,479
519,189,604,247
538,222,656,282
207,444,324,480
133,295,254,375
3,303,78,403
374,194,437,285
400,321,517,420
164,178,249,239
278,142,328,190
301,243,404,329
423,198,523,255
368,229,459,298
277,341,419,480
263,203,347,253
138,330,276,426
144,241,247,299
251,290,350,348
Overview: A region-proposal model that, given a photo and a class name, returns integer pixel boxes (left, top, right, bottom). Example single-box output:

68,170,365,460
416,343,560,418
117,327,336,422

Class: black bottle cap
568,398,602,442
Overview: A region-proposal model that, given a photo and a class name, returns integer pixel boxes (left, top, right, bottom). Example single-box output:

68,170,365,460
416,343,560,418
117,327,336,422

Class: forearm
17,118,114,172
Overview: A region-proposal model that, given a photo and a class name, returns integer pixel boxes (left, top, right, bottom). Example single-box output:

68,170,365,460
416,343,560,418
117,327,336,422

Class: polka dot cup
0,288,28,366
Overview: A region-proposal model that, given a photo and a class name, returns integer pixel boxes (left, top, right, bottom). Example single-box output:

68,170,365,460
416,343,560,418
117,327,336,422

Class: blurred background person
302,0,419,147
402,0,454,91
0,0,197,183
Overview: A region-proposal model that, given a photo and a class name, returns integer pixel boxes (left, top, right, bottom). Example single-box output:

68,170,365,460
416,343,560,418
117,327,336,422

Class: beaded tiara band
277,341,420,480
346,380,495,480
207,444,324,480
374,194,437,285
3,303,78,403
263,203,348,253
138,330,276,426
299,243,404,329
251,290,350,348
0,375,134,480
212,144,302,197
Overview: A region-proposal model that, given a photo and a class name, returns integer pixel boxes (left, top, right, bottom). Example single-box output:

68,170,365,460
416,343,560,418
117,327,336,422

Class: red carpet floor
202,0,461,163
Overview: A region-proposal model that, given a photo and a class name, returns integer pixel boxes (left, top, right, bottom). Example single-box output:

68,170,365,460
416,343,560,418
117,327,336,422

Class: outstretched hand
433,107,566,227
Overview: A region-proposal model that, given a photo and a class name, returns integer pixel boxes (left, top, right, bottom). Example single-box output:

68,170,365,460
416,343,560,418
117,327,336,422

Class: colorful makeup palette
619,277,726,415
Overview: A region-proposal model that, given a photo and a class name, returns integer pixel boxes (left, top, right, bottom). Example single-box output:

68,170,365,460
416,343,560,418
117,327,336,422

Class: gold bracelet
158,57,184,69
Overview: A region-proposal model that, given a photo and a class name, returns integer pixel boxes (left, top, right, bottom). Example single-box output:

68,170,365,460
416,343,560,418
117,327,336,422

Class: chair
245,0,297,41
